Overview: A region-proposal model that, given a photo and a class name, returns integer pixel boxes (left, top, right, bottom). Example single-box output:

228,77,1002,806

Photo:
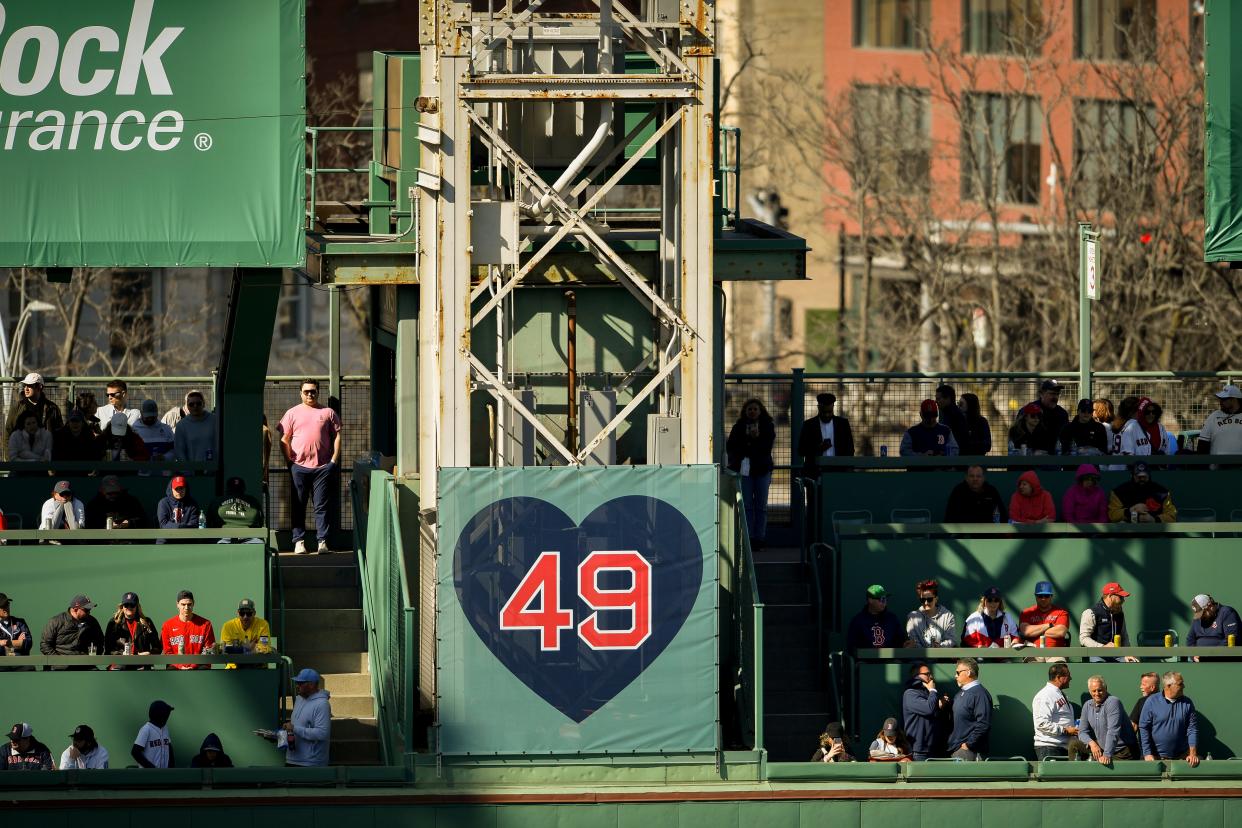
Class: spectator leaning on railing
1079,582,1139,663
59,725,109,770
52,408,103,462
8,410,51,462
0,593,32,658
1009,471,1056,524
900,399,958,457
943,466,1007,523
1017,582,1070,649
961,587,1018,648
40,480,86,531
1139,672,1199,766
1198,384,1242,455
1061,399,1109,456
102,411,149,461
4,723,52,771
160,590,215,670
1008,404,1059,455
40,594,105,668
1107,462,1177,523
132,399,175,461
1186,593,1241,650
157,476,201,532
104,592,161,662
1080,676,1138,764
5,373,63,445
85,475,148,530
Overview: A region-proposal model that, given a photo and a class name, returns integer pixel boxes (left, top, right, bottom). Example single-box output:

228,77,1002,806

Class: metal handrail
719,125,741,227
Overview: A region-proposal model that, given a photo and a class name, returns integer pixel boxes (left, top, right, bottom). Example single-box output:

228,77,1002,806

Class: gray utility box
646,414,681,465
578,389,617,466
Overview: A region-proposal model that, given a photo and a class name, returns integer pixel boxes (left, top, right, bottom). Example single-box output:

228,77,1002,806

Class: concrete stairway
275,551,382,765
755,547,833,761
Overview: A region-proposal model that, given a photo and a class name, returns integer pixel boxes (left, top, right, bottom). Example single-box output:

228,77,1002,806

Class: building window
854,0,929,49
110,270,154,360
276,281,310,343
961,93,1042,205
849,85,931,194
1075,0,1156,61
963,0,1043,54
1073,98,1157,208
357,52,374,126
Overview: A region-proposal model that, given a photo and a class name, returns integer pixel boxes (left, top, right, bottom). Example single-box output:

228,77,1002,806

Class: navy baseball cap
982,586,1002,600
1034,581,1055,596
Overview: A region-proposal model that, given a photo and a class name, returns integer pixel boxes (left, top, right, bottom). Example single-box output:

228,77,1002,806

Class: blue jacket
900,423,959,456
1139,692,1197,758
948,682,992,754
846,608,904,652
1080,693,1138,758
902,679,939,759
156,495,201,530
1187,604,1241,647
287,689,331,766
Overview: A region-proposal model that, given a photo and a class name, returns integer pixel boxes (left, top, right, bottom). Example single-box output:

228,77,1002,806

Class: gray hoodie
906,606,957,648
287,689,331,766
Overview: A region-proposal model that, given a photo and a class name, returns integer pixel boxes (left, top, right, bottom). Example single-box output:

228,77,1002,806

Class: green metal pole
1078,223,1093,401
329,285,341,404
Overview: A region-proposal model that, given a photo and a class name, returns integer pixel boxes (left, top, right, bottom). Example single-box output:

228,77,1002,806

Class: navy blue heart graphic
454,495,702,723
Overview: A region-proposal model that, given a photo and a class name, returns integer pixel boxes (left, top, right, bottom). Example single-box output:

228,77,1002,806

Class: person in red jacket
159,590,215,670
1009,470,1056,524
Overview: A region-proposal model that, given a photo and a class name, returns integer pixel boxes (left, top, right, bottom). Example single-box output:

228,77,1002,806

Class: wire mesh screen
723,373,1237,527
263,378,371,532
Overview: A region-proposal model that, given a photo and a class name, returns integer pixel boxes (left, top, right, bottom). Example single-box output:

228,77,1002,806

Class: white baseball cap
1215,384,1242,400
19,372,42,386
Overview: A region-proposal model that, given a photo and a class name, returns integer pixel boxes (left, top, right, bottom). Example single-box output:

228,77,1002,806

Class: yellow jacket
219,616,272,669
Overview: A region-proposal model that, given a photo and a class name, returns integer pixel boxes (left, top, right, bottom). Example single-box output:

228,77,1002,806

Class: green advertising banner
437,466,719,754
0,0,305,267
1205,0,1242,261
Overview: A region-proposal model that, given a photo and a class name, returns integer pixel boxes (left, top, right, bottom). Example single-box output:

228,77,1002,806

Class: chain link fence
723,372,1242,525
6,376,371,532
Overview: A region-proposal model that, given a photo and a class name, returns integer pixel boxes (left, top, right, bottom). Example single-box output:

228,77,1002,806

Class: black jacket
943,481,1007,523
85,492,149,529
726,416,776,478
0,614,32,656
104,615,162,655
1061,418,1109,454
6,396,63,439
40,611,105,656
797,415,855,472
52,426,103,462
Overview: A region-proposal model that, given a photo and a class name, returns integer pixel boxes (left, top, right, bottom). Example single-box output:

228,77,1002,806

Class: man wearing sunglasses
173,390,217,462
99,380,141,427
279,379,342,554
219,598,272,669
847,584,904,653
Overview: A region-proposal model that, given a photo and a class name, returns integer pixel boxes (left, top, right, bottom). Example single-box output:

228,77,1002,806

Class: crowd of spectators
814,661,1202,765
34,474,263,534
941,463,1178,524
4,376,218,465
846,581,1238,655
796,380,1242,464
0,591,274,665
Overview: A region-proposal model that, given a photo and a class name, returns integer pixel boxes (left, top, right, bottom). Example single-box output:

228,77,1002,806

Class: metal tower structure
415,0,717,500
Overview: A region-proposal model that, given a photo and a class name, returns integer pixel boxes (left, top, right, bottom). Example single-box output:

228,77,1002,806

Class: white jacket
40,497,86,529
1032,682,1076,747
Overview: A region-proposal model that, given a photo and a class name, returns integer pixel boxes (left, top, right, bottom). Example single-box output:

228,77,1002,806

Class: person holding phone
902,662,946,760
810,722,854,763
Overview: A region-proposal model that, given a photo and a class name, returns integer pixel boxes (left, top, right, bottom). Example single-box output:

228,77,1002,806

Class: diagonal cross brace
466,107,694,339
468,105,661,305
468,107,683,324
582,0,693,77
576,349,684,463
465,350,579,466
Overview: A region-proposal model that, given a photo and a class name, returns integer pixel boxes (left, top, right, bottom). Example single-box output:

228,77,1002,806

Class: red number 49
499,551,652,651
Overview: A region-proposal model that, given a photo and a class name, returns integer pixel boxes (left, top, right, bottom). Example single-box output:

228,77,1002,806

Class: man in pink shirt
278,379,342,554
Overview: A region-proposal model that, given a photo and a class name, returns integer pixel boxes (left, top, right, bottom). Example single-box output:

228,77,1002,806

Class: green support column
394,286,419,477
329,284,341,403
217,268,282,498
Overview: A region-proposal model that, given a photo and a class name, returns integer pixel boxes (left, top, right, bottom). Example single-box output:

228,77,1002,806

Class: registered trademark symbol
194,133,213,151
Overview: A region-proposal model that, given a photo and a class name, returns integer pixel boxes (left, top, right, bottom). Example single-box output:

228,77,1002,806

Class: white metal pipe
528,0,614,217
